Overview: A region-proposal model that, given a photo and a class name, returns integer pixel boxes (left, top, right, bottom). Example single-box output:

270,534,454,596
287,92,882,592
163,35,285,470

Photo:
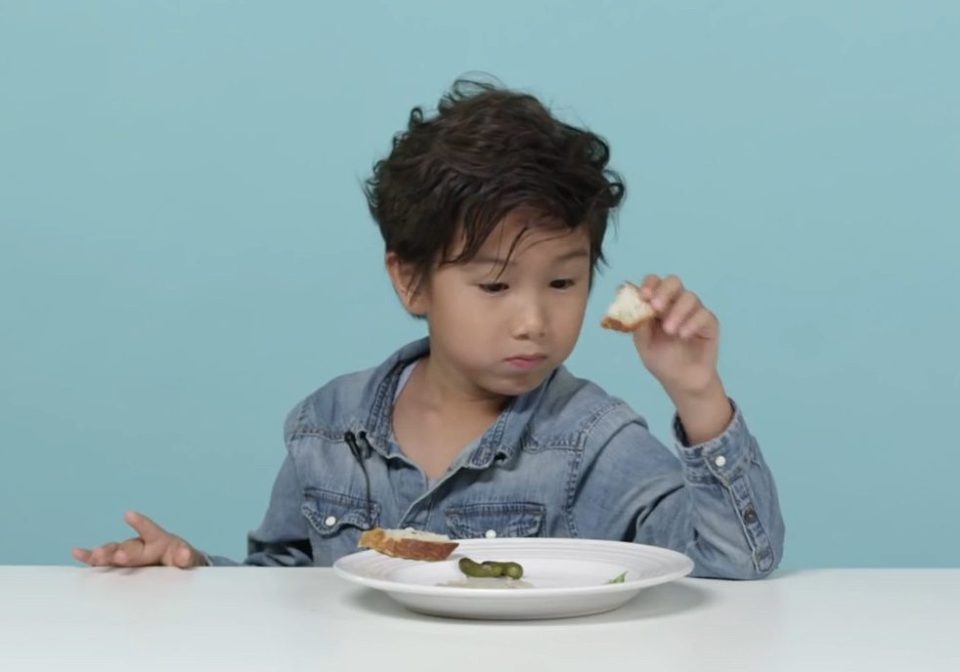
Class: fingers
124,512,194,567
75,538,196,568
639,274,683,312
76,538,195,568
87,542,120,567
124,511,166,542
635,275,717,340
678,308,718,340
636,275,660,298
71,548,93,564
72,511,167,568
662,291,700,335
112,537,149,566
73,512,201,569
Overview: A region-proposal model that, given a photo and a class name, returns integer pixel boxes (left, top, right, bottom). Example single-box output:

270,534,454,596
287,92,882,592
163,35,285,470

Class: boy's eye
550,279,576,289
479,282,509,294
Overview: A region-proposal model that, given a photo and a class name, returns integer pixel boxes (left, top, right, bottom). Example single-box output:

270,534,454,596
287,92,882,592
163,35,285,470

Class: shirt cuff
201,553,239,567
672,398,753,485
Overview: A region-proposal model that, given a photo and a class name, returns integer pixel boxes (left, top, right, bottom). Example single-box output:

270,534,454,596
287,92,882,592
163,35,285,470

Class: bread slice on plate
600,283,657,332
358,528,459,561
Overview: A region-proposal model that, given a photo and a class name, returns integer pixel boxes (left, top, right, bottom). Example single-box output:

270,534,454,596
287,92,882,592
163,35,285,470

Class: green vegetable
501,562,524,580
458,558,496,578
607,572,627,584
481,561,504,577
458,557,524,580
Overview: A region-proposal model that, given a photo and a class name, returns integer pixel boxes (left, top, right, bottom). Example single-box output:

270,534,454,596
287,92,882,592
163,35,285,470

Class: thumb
124,511,167,542
632,318,655,352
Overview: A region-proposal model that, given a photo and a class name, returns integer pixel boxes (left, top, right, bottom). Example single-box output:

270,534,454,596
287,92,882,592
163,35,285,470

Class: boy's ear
385,252,428,316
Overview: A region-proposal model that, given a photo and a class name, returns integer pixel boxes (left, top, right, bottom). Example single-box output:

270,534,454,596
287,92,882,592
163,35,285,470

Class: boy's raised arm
574,402,784,579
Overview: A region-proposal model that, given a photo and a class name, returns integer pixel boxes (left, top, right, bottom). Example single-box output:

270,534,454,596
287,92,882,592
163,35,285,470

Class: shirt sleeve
571,399,785,579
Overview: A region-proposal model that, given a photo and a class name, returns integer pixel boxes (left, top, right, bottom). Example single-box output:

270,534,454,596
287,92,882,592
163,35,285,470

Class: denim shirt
208,338,785,579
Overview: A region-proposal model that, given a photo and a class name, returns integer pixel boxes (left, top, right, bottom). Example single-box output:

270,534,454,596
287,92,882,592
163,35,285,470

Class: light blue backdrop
1,1,957,568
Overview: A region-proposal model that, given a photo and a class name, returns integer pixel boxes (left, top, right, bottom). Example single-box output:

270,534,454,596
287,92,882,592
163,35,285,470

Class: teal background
1,1,957,568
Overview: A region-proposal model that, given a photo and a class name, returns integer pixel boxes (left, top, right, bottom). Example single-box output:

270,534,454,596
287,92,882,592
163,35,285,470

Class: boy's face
408,208,591,398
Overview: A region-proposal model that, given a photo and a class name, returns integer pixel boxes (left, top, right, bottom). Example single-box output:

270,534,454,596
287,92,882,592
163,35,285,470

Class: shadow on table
341,580,713,626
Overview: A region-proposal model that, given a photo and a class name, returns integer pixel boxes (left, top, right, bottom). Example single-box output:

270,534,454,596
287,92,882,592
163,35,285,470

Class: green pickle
458,557,524,580
481,561,504,577
501,562,524,580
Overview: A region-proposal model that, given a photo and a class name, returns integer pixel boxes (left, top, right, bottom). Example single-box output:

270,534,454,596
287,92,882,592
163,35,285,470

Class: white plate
333,538,694,620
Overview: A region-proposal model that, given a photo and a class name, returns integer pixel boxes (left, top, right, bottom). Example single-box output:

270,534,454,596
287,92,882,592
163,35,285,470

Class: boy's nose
512,300,547,340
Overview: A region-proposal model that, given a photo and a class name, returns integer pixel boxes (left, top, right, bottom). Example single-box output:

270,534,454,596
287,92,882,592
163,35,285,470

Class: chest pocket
301,487,380,541
444,501,546,539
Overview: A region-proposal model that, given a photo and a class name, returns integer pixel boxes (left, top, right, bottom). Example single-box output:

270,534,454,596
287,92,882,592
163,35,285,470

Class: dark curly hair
364,78,625,300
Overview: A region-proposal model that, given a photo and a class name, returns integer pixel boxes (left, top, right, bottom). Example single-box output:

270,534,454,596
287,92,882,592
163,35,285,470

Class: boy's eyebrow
468,248,590,267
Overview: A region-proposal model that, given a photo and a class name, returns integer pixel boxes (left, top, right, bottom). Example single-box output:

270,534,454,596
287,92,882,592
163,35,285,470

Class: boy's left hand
632,274,721,396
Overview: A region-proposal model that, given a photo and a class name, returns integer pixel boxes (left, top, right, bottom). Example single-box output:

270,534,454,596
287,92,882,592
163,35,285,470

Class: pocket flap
301,487,380,537
444,501,545,539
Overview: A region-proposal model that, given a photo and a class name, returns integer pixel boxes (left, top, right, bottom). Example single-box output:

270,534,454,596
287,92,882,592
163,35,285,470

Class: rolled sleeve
672,400,752,485
671,400,784,577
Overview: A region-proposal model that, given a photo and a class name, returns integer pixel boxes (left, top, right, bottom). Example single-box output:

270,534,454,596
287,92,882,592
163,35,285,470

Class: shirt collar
360,338,556,468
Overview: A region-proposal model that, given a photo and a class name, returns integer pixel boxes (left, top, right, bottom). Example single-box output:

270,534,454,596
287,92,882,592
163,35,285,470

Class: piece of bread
601,283,657,332
358,528,459,561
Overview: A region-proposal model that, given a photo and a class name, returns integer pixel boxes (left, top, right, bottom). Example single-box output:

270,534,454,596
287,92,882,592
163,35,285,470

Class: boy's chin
483,370,553,397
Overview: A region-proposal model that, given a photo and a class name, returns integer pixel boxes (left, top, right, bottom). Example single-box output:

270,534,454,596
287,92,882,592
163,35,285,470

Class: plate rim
333,537,694,599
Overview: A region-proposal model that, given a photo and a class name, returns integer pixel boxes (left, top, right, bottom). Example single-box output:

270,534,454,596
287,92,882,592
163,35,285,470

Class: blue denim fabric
207,338,784,579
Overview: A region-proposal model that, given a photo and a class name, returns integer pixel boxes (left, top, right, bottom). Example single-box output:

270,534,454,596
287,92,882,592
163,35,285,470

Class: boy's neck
391,355,507,480
407,355,509,420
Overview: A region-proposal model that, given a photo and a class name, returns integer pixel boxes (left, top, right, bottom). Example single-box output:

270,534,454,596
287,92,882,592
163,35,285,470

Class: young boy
73,80,784,579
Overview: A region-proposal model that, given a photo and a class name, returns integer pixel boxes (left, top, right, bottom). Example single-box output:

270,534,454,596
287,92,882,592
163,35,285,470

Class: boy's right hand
71,511,207,568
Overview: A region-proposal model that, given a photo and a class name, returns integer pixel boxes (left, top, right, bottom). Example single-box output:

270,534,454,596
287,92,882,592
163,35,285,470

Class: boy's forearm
667,376,734,445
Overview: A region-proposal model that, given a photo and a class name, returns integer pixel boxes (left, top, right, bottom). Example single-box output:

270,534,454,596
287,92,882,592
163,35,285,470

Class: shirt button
714,455,727,468
743,507,758,524
324,516,337,527
484,529,497,539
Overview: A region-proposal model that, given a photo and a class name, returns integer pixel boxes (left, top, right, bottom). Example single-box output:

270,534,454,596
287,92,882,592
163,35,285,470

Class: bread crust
358,528,459,561
600,314,646,332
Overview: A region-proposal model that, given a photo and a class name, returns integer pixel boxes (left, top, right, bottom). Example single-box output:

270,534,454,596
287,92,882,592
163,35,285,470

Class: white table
1,567,956,671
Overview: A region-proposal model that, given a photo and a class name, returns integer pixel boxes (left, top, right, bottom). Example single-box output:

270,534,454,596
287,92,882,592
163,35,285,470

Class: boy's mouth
504,354,547,371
